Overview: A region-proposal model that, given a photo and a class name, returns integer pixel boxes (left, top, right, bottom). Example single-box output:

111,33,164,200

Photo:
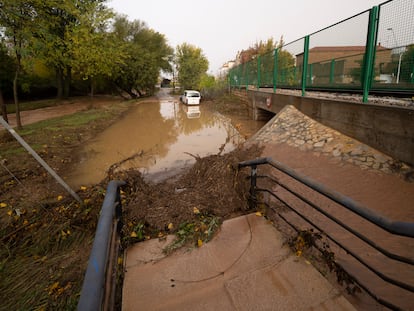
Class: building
295,45,392,85
218,60,236,77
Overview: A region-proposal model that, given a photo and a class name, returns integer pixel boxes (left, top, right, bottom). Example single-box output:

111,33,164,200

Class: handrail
239,157,414,310
239,157,414,238
77,180,126,311
263,174,414,265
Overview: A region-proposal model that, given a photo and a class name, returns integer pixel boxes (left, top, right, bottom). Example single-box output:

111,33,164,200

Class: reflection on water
67,92,244,187
184,105,201,119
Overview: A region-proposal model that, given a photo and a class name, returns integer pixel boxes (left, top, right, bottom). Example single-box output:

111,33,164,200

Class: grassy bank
4,98,73,114
0,97,135,310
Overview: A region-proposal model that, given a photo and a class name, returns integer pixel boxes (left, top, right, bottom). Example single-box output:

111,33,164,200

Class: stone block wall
233,89,414,165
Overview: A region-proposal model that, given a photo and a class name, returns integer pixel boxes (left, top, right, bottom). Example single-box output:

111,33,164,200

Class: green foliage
199,73,215,90
230,36,296,87
400,45,414,83
0,1,174,100
70,3,124,81
163,214,221,254
199,74,228,99
111,15,173,97
276,48,296,85
237,37,278,64
0,41,14,95
176,43,209,90
32,1,121,97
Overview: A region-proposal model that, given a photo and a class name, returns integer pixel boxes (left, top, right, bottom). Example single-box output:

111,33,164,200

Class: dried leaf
0,202,7,208
47,282,60,295
197,239,203,247
193,207,200,214
80,186,87,191
57,195,63,201
167,223,174,230
130,231,137,238
255,211,262,217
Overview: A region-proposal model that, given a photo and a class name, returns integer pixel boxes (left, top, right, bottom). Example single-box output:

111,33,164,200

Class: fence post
273,48,278,93
302,35,310,96
330,59,336,85
411,65,414,84
257,55,261,89
362,6,379,102
249,165,257,209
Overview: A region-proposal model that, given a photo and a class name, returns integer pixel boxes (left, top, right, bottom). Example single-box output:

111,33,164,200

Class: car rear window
188,92,200,97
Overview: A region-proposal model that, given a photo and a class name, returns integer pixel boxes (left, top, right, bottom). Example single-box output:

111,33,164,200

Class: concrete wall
232,89,414,165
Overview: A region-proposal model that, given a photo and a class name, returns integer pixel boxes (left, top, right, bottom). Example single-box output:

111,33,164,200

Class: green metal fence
228,0,414,102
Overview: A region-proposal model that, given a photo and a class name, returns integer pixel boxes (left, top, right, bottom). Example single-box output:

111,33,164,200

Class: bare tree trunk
56,67,64,100
12,33,22,129
0,89,8,123
64,66,71,98
13,68,22,129
90,77,94,97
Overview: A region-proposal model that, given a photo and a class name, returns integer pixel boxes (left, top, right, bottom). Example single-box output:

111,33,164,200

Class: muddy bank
0,93,264,309
66,91,264,188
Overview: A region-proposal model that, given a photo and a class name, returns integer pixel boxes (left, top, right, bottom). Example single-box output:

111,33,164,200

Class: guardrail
77,180,125,311
238,157,414,310
229,0,414,102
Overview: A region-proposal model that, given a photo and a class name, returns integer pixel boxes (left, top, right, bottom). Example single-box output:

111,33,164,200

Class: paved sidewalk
252,105,412,176
249,104,414,220
247,105,414,310
122,214,356,311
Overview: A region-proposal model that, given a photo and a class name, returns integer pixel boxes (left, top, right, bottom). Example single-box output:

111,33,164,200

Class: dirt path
5,96,122,128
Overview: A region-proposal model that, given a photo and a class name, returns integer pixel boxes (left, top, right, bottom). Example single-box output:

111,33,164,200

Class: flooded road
67,89,246,187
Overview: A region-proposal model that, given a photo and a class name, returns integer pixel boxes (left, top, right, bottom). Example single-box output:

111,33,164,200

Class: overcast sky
108,0,388,74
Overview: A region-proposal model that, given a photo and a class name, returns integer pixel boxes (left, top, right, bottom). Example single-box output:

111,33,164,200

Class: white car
180,90,201,105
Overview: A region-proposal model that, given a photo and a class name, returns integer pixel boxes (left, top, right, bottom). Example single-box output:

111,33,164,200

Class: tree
199,73,228,99
275,38,296,85
175,43,209,90
69,2,125,96
237,37,277,64
0,0,37,128
0,40,14,123
400,44,414,83
111,15,173,97
34,0,113,99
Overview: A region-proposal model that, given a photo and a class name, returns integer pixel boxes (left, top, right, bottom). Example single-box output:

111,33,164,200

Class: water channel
67,89,261,187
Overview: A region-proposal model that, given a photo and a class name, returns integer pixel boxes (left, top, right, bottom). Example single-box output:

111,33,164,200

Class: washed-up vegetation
0,94,262,309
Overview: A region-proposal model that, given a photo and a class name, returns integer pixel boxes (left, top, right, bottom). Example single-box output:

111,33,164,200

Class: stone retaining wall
232,89,414,166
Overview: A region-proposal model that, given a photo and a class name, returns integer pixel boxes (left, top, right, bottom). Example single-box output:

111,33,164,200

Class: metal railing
77,180,125,311
229,0,414,101
239,157,414,310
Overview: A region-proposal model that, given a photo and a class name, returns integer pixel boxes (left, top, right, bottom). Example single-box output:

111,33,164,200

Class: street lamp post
396,51,402,84
387,27,403,84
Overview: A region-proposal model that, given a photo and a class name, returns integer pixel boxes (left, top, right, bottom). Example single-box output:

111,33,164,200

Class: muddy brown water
67,90,259,187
